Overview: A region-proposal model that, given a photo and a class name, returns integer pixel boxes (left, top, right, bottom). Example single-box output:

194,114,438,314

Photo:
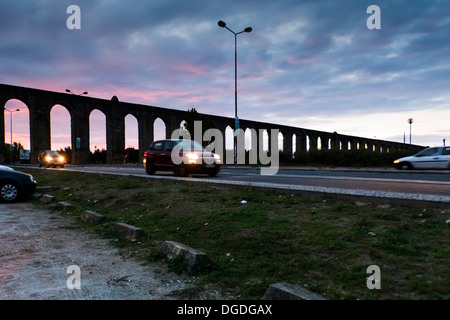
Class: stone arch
224,126,233,151
0,84,426,165
154,117,166,141
244,127,252,151
224,125,234,164
3,99,30,163
292,134,297,157
50,104,71,151
278,131,284,151
245,127,258,165
262,129,269,152
125,114,138,149
89,109,106,153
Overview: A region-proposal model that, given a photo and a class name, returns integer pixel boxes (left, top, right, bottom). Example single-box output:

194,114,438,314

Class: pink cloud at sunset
1,0,449,153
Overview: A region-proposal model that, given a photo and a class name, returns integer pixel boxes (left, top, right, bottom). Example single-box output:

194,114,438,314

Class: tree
58,147,72,164
4,142,25,163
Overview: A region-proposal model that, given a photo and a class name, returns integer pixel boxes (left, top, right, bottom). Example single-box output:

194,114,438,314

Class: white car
394,146,450,170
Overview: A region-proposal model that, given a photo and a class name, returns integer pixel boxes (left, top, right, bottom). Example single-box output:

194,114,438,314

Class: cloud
1,0,449,150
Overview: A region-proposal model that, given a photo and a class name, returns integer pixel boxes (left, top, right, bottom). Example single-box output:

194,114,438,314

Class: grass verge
24,168,449,300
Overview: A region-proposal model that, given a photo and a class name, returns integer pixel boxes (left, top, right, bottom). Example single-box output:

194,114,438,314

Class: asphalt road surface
218,167,450,197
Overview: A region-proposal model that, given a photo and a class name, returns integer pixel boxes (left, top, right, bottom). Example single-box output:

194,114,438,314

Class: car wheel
146,163,155,175
208,169,219,177
399,162,412,170
176,164,189,177
0,181,20,202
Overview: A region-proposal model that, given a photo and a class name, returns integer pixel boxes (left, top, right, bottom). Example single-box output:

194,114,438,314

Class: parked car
143,139,221,177
38,150,65,168
0,166,37,202
394,146,450,170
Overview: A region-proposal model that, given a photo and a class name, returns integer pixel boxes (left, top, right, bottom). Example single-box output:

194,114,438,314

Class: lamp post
4,108,20,163
218,20,252,164
407,118,414,144
66,89,88,96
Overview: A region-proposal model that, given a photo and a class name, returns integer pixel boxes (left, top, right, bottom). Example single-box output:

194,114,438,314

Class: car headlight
30,175,35,183
45,156,52,162
393,160,399,164
214,153,221,163
186,153,199,164
58,156,65,162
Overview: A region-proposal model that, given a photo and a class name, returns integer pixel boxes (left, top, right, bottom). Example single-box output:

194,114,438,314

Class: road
28,165,450,204
219,167,450,197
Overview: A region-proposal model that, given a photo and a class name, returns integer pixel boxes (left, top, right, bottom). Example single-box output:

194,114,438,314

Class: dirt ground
0,202,222,300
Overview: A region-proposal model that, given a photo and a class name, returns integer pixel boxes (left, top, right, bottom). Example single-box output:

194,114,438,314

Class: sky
1,0,449,151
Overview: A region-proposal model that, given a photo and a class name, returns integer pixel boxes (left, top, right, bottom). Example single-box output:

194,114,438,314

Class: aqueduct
1,83,421,164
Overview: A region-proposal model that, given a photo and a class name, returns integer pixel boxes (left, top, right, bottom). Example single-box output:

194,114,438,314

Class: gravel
0,202,221,300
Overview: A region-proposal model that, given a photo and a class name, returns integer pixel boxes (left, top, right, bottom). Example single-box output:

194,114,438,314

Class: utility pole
407,118,414,144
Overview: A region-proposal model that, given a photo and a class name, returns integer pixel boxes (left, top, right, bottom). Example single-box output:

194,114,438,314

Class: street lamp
407,118,414,144
66,89,88,96
218,20,252,164
4,108,20,163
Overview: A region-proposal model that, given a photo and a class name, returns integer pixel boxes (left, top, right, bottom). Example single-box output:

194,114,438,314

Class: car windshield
47,151,60,156
414,148,439,157
173,140,204,152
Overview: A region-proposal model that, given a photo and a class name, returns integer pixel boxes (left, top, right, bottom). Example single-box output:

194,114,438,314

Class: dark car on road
0,166,37,202
38,150,65,168
143,139,221,177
